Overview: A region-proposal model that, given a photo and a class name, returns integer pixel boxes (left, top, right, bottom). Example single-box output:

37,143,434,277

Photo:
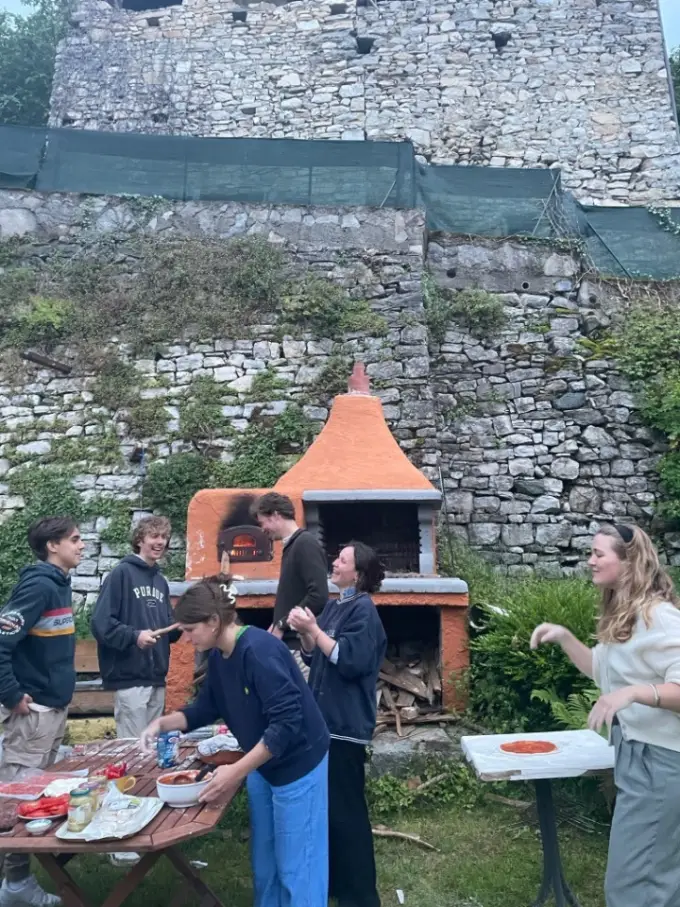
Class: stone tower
50,0,680,204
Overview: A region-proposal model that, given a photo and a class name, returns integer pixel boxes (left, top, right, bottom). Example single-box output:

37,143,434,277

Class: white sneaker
0,876,61,906
108,852,141,867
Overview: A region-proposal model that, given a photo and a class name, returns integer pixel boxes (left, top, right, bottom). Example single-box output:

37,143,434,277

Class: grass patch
39,795,607,907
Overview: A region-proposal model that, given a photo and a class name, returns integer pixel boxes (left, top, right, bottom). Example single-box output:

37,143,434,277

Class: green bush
142,453,211,535
469,577,599,732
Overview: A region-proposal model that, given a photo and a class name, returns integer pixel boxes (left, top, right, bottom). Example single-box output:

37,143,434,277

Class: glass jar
67,789,93,833
89,774,108,810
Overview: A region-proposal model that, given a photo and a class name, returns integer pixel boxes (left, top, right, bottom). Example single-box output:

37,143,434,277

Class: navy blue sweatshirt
182,627,329,786
91,555,180,691
305,591,387,745
0,562,76,710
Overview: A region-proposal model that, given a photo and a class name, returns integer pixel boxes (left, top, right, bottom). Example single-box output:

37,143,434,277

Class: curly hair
595,524,678,644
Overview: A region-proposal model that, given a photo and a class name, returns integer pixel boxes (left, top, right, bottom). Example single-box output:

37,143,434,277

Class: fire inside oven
219,525,272,563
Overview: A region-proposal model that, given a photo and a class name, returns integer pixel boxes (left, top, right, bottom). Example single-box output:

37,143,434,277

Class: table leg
165,846,224,906
100,853,161,907
532,780,581,907
34,854,93,907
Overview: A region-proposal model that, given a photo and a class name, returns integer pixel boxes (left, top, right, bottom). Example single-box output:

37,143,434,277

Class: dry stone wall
428,235,670,575
0,188,676,586
49,0,680,205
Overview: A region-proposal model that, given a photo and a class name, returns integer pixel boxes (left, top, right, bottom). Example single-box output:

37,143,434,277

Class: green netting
0,125,44,189
582,206,680,280
419,162,560,238
32,129,416,208
2,124,680,280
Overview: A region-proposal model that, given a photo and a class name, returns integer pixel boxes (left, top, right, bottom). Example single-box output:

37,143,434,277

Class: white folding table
462,730,614,907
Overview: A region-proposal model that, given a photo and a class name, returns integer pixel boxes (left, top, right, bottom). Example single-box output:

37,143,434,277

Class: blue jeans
246,755,329,907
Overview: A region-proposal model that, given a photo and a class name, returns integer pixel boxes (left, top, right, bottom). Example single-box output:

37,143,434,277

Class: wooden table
0,739,231,907
462,730,615,907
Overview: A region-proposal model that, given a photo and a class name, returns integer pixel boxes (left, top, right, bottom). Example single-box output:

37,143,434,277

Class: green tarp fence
1,124,679,279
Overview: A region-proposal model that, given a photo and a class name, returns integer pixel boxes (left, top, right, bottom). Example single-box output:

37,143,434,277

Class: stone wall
428,236,669,575
49,0,680,205
0,189,434,606
0,188,674,585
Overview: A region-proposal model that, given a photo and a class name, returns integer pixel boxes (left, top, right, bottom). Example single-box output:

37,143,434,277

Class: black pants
328,738,381,907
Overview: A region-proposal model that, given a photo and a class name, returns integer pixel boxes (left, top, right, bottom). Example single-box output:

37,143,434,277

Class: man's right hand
12,694,32,716
137,630,157,649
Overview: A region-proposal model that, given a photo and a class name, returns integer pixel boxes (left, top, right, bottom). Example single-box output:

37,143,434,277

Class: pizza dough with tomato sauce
500,740,558,755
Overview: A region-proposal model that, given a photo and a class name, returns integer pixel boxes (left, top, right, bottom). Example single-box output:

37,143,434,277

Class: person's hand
530,623,569,650
12,694,32,716
137,629,157,649
267,624,284,640
198,763,242,806
587,688,636,732
140,717,163,755
288,607,318,637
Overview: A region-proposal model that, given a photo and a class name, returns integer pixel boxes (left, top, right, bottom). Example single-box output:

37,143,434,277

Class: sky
1,0,679,48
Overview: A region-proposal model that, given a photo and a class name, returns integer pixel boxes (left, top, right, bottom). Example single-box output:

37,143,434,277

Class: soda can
156,730,180,769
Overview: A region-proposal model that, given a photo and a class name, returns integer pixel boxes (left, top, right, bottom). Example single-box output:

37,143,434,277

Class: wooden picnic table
0,738,233,907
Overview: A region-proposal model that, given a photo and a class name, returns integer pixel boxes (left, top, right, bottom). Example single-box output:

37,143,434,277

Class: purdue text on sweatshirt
91,555,181,691
0,562,76,710
182,627,329,787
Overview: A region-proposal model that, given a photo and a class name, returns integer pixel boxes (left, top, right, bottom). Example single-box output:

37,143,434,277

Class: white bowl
156,771,209,808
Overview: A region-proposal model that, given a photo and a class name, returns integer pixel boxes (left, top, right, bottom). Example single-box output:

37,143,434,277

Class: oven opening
318,501,420,573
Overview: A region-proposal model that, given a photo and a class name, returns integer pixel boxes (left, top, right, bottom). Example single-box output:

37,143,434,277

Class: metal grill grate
319,502,420,573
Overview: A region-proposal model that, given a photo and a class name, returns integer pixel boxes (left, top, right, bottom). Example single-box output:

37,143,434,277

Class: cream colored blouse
592,601,680,752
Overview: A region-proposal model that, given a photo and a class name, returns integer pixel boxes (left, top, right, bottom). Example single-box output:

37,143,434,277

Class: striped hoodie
0,562,75,710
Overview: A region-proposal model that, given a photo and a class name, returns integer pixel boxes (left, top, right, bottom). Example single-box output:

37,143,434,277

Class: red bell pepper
104,762,127,780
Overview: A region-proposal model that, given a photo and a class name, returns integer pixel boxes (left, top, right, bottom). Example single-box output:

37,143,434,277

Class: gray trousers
606,724,680,907
114,686,165,739
0,708,67,883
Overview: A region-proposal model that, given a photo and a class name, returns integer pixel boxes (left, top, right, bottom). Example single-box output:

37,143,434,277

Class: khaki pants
114,687,165,739
0,708,67,883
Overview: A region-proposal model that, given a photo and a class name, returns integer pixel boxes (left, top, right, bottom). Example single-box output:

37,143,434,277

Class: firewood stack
375,645,444,736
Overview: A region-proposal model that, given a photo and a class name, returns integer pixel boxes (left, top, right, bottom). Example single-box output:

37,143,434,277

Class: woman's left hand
288,607,317,635
587,687,637,732
198,764,242,806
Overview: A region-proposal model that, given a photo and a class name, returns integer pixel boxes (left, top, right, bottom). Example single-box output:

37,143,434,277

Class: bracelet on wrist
650,683,661,708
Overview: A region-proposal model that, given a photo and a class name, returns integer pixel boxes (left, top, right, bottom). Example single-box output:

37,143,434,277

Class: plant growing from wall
449,289,506,337
91,359,140,412
178,376,232,447
310,354,352,402
127,397,170,439
423,272,455,344
247,368,289,402
280,276,386,339
613,285,680,520
1,235,387,368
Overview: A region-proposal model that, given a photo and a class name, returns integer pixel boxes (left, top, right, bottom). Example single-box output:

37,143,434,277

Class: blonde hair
596,524,678,644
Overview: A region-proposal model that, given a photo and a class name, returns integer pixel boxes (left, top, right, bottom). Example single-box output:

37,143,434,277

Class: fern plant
531,686,601,732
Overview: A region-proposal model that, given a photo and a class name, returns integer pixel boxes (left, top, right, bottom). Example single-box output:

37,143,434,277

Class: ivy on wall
614,283,680,520
0,235,387,365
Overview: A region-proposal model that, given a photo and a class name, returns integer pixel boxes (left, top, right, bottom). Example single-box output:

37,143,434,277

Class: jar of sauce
67,789,93,833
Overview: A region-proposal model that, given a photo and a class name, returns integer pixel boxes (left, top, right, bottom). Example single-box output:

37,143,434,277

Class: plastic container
156,771,209,809
67,789,93,833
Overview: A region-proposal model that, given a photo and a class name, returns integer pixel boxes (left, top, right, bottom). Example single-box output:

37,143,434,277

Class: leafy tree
0,0,69,126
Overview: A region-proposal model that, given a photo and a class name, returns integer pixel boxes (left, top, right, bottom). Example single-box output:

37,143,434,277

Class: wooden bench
72,640,114,717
